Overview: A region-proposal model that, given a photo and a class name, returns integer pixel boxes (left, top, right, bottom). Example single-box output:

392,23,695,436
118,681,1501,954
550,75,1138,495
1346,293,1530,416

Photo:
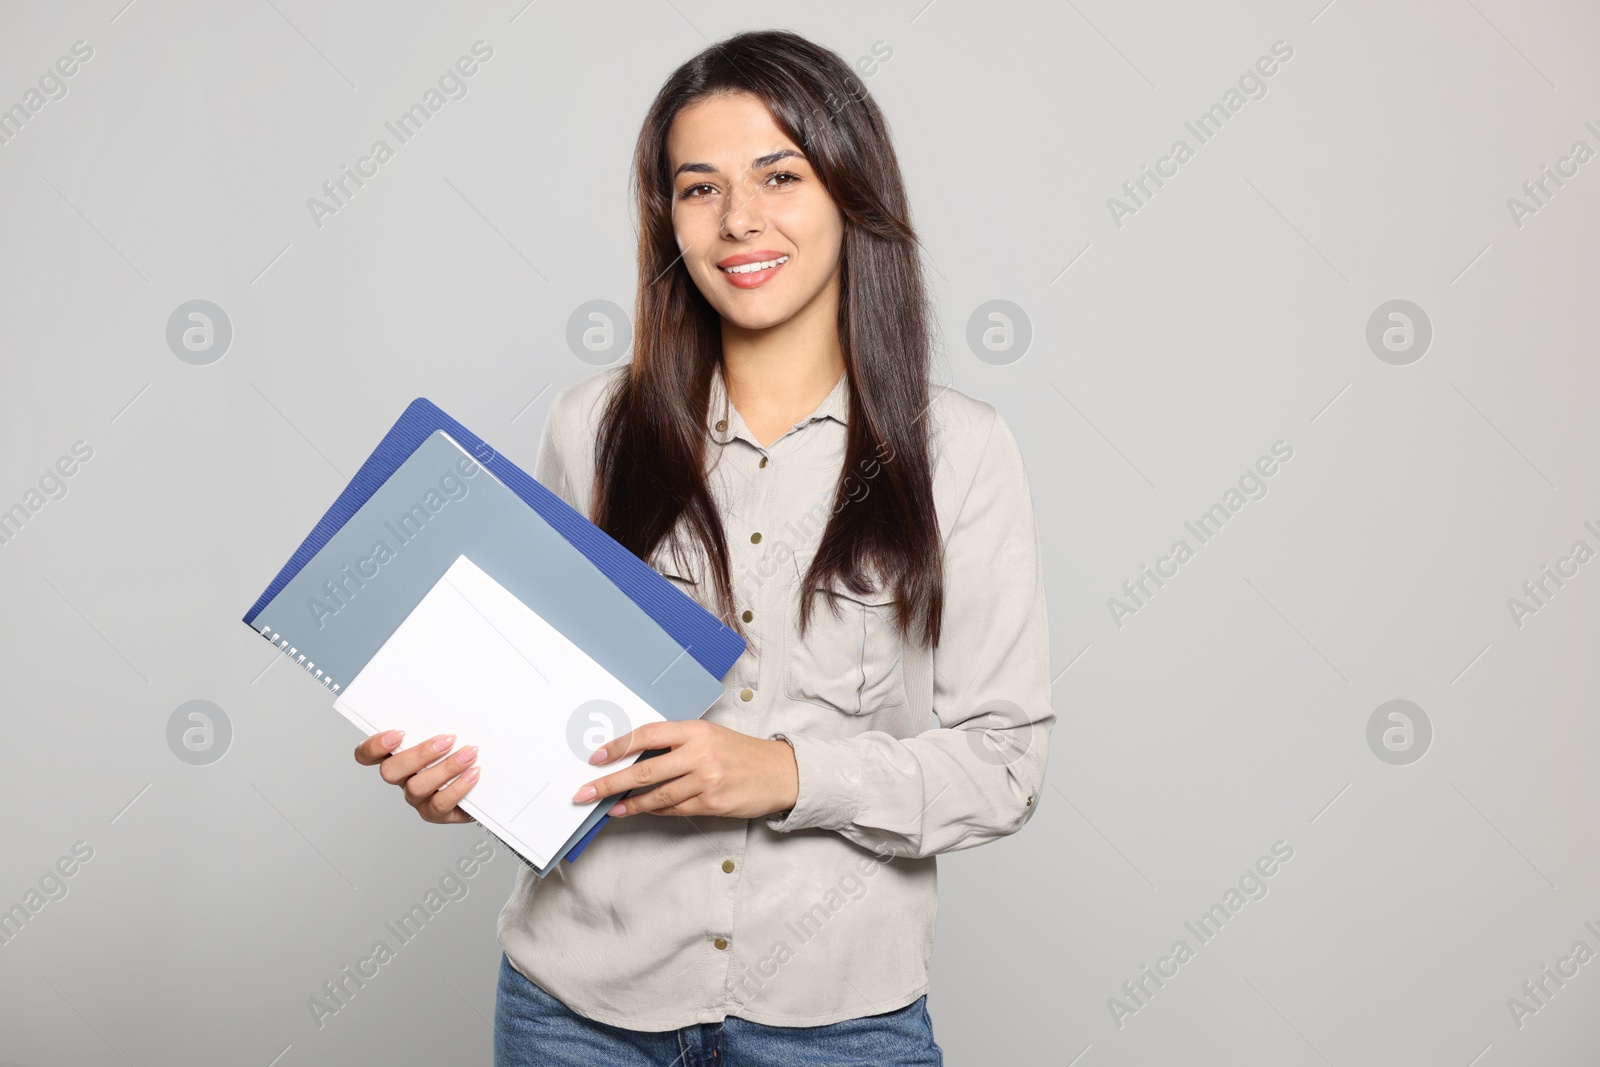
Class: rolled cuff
764,732,864,833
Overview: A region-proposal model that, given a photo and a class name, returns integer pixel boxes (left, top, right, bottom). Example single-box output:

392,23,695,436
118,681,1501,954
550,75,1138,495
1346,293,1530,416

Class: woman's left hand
571,720,799,820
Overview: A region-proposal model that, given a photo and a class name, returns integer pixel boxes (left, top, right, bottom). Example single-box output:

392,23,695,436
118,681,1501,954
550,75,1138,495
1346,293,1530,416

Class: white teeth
721,255,789,274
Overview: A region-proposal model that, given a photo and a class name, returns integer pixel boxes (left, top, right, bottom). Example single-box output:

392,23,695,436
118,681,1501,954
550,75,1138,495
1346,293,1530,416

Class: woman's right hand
354,730,480,825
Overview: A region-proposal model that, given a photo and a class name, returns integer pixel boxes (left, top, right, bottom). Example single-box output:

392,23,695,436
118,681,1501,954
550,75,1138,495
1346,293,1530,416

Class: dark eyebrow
673,148,806,179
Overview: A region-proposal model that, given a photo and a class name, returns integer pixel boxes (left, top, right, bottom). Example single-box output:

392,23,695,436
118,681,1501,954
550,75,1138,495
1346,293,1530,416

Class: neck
719,278,845,443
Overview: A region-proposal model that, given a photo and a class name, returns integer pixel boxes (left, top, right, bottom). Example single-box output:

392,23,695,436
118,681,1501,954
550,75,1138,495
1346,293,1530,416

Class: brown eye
679,183,715,199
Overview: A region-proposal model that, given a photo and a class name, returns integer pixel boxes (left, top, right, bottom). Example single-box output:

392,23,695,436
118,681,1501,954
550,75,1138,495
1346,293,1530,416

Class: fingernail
382,730,404,750
573,784,597,802
457,746,478,765
608,803,627,816
463,766,481,782
433,735,455,753
588,747,607,764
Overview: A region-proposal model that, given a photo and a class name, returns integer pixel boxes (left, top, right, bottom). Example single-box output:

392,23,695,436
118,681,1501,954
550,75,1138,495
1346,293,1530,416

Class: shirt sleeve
532,384,575,509
763,408,1055,859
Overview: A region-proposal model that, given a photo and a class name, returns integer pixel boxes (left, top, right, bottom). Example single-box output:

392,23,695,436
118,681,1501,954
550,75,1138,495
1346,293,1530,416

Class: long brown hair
593,29,944,648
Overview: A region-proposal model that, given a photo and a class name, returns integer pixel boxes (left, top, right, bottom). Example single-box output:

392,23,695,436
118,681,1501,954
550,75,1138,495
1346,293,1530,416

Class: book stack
242,398,744,875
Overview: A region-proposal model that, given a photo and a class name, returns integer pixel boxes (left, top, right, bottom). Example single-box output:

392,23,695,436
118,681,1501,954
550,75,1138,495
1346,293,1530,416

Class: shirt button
742,609,754,623
715,419,728,432
740,688,754,702
722,859,736,873
750,532,762,544
713,937,729,950
758,456,768,468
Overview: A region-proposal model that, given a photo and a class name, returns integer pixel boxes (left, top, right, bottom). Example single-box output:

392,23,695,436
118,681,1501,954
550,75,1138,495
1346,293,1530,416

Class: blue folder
244,397,745,864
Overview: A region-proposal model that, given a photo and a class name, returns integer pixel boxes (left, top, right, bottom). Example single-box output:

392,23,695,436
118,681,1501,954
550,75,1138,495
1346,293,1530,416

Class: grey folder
249,431,729,875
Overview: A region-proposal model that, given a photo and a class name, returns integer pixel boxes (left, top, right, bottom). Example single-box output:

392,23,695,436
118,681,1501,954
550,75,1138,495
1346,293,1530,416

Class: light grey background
1,0,1596,1064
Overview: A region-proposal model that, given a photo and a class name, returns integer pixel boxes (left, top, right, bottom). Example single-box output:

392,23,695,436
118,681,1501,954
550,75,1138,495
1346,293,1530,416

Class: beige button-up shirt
496,362,1055,1031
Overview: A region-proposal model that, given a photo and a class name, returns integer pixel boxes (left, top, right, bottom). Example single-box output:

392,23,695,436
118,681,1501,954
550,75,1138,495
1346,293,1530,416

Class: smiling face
665,91,845,333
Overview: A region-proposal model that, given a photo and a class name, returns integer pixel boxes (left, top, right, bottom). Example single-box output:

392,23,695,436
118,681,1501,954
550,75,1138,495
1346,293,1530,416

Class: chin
713,299,801,333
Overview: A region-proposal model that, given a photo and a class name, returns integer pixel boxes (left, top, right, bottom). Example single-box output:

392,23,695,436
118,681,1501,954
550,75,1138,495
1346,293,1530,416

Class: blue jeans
494,953,944,1066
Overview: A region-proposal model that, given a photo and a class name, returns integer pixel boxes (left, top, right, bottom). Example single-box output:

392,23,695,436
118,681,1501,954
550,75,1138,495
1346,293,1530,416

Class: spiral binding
255,622,342,693
481,826,540,872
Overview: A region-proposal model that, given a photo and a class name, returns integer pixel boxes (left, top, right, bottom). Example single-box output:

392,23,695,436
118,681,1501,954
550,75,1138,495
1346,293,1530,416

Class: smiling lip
717,250,789,289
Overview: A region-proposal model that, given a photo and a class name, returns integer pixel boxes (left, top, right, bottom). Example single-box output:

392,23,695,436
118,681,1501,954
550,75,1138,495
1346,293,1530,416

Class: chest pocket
784,551,908,716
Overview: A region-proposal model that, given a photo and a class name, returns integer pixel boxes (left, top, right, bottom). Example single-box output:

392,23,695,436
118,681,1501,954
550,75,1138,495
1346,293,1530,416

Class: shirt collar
707,363,849,444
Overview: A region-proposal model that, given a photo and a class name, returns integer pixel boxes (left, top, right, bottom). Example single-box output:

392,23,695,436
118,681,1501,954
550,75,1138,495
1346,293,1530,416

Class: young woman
353,28,1053,1067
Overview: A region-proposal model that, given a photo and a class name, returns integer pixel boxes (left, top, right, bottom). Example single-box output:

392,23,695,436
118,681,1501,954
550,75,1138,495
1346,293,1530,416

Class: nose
720,175,766,239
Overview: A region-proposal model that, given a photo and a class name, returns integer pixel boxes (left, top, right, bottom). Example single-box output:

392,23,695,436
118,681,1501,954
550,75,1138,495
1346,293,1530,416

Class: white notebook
333,554,665,868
